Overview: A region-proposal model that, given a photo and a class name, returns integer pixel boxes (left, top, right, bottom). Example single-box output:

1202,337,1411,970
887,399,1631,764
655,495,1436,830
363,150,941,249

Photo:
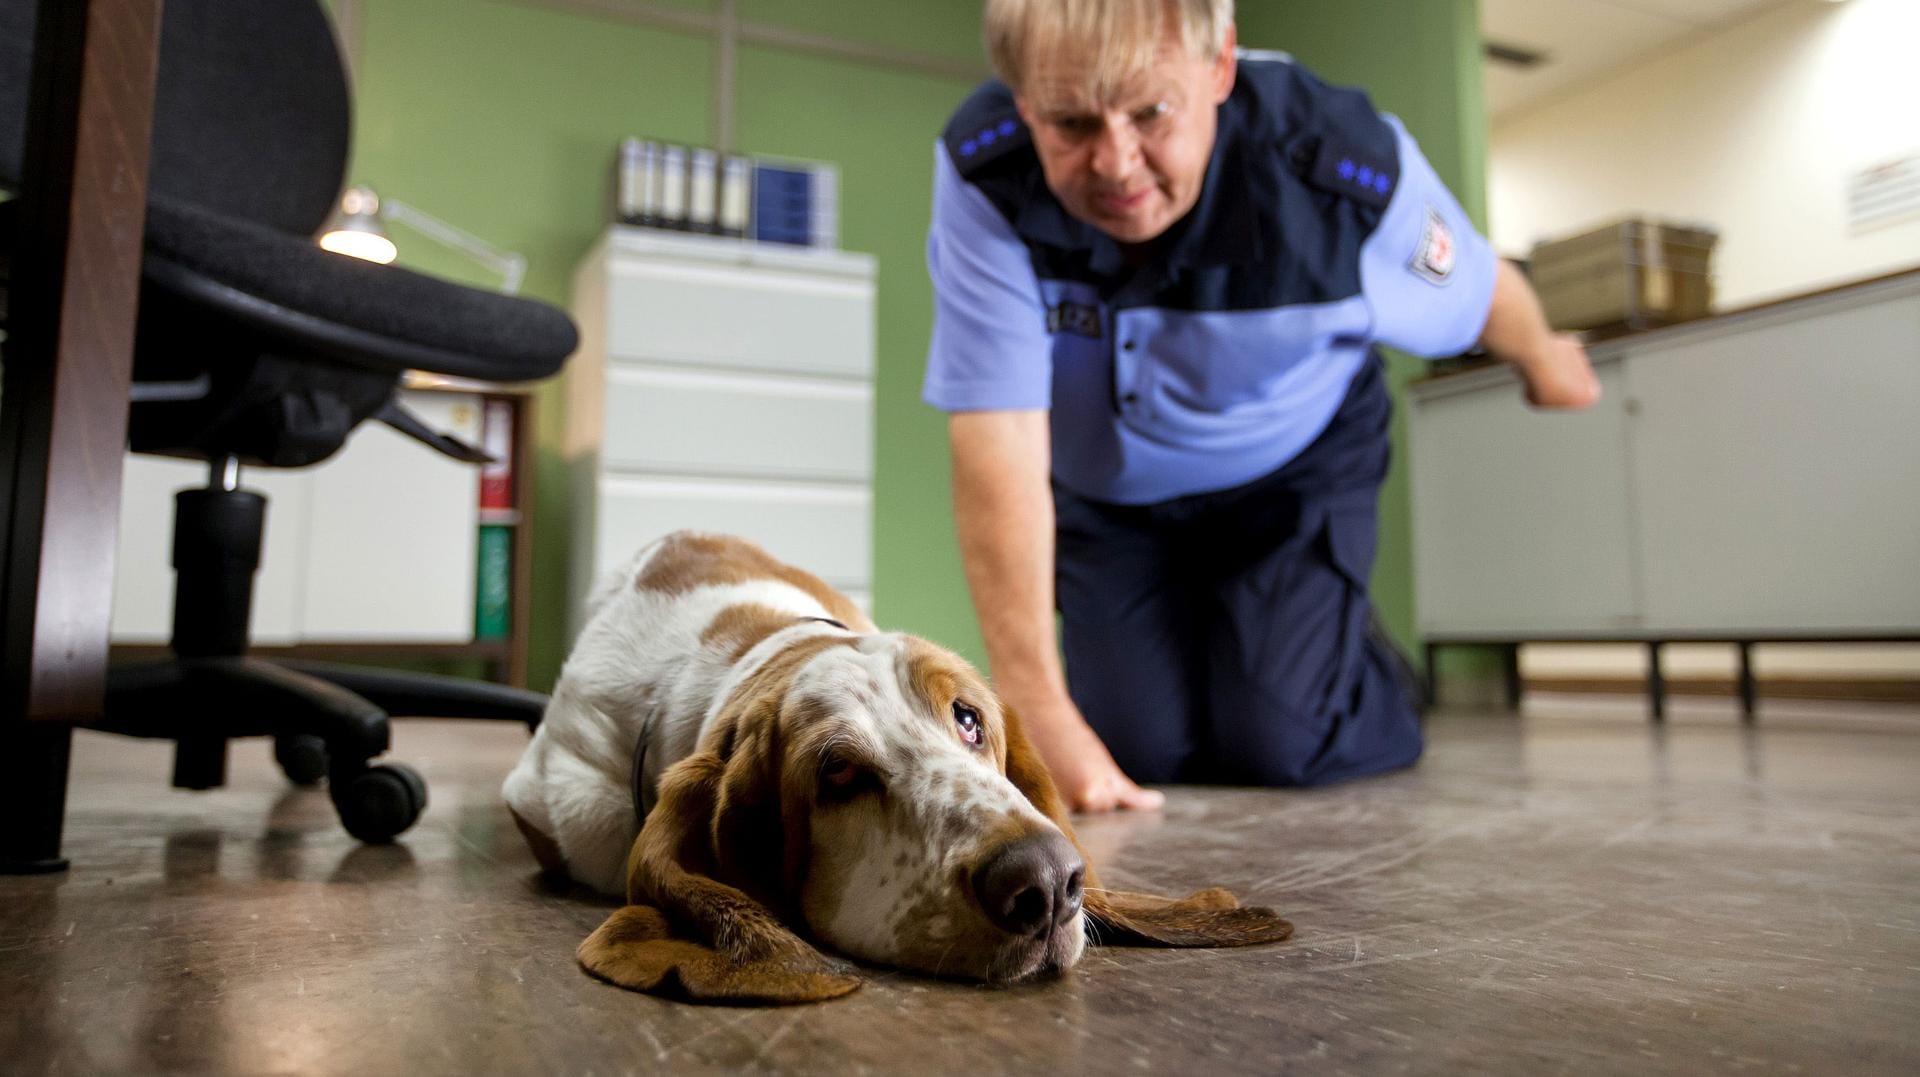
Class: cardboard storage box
1529,219,1717,332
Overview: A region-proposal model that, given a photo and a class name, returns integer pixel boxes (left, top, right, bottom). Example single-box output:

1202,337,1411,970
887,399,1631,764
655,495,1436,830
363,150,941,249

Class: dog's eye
952,702,983,747
821,757,859,787
818,755,878,802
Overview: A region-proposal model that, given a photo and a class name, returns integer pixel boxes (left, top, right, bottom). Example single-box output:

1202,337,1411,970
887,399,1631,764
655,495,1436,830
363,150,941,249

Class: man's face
1015,28,1237,246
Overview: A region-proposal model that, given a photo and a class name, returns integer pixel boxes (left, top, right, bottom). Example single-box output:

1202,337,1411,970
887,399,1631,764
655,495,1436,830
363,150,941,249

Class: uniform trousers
1053,352,1424,786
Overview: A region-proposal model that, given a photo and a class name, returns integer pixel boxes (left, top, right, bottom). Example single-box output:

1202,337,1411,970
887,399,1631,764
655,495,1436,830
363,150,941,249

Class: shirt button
1122,340,1137,351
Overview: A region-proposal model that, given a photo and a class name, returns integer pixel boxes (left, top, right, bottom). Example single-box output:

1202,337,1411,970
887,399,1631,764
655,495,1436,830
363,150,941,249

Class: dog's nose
972,831,1085,937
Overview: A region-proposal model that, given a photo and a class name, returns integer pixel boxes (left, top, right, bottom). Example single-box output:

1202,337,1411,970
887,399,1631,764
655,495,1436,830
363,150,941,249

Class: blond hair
983,0,1234,102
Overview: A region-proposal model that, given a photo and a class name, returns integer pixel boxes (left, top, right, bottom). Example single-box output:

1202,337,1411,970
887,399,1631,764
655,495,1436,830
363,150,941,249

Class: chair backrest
0,0,351,237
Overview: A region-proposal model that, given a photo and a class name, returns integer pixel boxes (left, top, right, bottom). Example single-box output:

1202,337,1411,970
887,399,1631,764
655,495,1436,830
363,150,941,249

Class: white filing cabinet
1408,270,1920,641
110,390,484,646
565,228,877,634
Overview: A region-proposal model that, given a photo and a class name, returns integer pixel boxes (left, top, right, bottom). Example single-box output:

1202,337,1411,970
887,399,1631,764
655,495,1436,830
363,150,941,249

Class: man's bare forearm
947,410,1165,812
1480,259,1556,368
947,410,1073,710
1479,260,1601,410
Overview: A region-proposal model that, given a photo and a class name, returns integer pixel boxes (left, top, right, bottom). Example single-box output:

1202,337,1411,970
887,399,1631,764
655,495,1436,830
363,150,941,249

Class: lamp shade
314,185,525,293
319,186,398,264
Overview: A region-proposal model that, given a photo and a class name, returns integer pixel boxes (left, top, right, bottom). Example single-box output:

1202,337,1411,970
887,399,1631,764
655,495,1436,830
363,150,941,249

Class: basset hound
504,531,1292,1004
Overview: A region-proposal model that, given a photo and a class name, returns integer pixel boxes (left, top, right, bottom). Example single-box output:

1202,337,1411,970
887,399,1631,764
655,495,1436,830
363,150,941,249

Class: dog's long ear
999,703,1294,950
577,745,858,1005
1083,886,1295,948
999,702,1079,841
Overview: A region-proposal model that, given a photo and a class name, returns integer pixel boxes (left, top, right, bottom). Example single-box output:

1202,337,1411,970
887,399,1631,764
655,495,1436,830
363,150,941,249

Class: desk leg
1737,642,1757,724
0,0,161,873
1423,642,1439,710
0,723,72,872
1502,643,1523,712
1647,641,1666,723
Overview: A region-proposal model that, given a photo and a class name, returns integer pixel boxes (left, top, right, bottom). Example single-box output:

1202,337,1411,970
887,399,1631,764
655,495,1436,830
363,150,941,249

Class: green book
475,525,512,641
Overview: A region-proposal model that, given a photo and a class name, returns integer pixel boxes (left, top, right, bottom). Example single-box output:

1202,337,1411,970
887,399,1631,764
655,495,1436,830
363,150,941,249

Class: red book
478,398,514,510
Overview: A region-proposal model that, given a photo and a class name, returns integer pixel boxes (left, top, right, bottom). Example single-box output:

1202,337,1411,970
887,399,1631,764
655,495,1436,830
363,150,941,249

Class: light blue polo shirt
923,54,1497,505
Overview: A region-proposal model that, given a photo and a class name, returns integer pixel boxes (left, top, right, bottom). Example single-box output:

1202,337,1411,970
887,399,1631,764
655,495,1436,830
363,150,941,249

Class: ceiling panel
1635,0,1785,23
1483,0,1793,119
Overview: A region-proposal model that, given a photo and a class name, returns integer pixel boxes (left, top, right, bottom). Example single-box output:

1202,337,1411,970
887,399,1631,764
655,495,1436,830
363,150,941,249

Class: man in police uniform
923,0,1599,812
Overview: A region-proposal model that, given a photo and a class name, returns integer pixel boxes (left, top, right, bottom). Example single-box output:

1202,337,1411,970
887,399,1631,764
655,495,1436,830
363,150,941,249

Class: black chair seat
143,196,577,382
0,0,574,849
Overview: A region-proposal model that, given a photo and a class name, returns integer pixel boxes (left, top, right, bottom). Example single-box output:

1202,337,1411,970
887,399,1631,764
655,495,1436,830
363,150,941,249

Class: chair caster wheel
332,763,428,843
274,734,330,785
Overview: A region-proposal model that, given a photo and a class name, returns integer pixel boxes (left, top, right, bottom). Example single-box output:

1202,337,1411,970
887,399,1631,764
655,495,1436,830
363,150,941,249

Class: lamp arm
381,198,528,294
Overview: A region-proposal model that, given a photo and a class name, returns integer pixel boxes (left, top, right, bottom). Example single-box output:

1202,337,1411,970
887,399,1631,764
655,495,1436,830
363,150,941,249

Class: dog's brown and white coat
504,532,1291,1004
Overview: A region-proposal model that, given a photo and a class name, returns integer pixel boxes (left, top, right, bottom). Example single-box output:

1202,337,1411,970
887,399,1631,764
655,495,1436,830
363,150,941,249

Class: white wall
1490,0,1920,310
1490,0,1920,684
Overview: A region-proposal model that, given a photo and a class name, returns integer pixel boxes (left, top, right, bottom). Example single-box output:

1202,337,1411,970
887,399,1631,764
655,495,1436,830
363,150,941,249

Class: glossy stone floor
3,696,1917,1074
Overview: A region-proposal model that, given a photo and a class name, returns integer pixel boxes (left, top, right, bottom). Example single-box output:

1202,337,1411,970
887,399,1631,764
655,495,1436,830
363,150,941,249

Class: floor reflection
0,710,1912,1073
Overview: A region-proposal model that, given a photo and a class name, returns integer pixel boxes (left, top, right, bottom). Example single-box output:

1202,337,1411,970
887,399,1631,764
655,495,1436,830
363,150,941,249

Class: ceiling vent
1847,153,1920,234
1483,40,1547,69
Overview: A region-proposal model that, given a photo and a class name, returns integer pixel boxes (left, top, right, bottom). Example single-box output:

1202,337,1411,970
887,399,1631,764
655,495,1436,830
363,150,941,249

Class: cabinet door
298,392,481,642
111,456,310,645
1626,291,1920,633
605,257,875,378
1410,361,1639,636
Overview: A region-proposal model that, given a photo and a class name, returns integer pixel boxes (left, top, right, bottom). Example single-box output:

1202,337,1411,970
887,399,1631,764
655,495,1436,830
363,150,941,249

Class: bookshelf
108,379,538,688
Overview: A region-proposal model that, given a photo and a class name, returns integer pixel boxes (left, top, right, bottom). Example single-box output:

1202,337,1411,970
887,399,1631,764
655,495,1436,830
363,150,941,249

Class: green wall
1238,0,1488,660
339,0,1486,690
729,42,987,669
344,0,717,692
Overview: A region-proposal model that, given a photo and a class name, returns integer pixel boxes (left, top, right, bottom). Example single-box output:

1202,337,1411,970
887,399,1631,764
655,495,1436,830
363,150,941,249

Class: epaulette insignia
1302,135,1396,209
950,115,1029,175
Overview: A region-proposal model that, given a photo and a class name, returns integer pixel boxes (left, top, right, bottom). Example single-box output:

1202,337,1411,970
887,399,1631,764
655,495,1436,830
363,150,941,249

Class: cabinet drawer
604,258,874,378
603,367,872,481
595,477,870,591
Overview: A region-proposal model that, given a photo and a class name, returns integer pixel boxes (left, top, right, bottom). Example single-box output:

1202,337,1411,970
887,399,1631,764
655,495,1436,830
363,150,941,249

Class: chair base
277,659,545,729
92,655,526,843
0,856,71,875
6,475,550,865
100,656,391,763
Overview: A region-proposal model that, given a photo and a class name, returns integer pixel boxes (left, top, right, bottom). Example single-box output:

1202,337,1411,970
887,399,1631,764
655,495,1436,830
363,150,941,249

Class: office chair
0,0,578,844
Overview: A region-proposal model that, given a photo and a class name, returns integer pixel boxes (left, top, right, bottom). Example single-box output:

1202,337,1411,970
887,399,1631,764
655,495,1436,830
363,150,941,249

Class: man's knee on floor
1102,735,1190,785
1217,738,1325,787
1072,687,1196,786
1209,693,1424,788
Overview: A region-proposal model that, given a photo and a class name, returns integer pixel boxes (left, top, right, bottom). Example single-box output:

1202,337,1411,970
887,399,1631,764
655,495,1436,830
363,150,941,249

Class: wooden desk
0,0,161,872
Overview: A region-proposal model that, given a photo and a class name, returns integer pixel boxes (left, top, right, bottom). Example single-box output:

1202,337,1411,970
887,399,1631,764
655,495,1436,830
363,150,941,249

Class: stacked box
1529,219,1717,332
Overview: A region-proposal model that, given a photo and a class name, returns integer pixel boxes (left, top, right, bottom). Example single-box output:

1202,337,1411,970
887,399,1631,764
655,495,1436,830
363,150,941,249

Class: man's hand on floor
1021,699,1165,813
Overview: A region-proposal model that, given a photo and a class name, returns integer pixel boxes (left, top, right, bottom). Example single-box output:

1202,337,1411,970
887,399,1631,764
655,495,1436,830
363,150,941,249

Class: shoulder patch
941,80,1031,178
1410,207,1457,285
1302,133,1397,209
